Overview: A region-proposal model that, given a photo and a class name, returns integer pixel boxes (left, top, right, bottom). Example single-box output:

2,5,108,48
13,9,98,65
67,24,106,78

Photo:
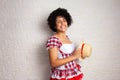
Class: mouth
61,25,67,29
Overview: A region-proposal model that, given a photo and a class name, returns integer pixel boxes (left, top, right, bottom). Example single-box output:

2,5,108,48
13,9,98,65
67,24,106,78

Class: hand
72,48,81,59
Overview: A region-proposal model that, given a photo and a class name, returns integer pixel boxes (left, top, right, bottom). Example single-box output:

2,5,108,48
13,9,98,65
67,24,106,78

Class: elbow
50,61,58,67
50,62,57,67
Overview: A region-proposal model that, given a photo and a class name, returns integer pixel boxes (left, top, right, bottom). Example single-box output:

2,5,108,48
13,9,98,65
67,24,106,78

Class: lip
61,25,66,29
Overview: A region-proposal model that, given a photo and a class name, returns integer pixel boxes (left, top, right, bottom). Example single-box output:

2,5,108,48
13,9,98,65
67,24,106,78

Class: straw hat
77,41,92,59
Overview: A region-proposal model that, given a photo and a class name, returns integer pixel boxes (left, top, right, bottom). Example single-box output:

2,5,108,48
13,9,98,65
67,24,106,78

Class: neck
54,32,66,38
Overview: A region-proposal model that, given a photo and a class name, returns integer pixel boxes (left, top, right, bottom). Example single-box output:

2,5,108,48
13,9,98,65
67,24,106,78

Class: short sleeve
46,36,61,50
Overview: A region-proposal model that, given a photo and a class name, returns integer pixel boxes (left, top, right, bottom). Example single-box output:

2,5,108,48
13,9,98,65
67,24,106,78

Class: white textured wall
0,0,120,80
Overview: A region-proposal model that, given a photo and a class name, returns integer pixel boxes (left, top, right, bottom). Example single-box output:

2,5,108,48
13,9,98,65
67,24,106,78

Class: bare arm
48,47,81,67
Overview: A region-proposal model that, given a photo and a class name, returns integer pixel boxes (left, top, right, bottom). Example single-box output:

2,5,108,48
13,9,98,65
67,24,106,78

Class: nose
61,21,66,25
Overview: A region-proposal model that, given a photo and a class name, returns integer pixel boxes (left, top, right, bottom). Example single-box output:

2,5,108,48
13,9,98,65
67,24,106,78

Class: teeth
61,26,65,28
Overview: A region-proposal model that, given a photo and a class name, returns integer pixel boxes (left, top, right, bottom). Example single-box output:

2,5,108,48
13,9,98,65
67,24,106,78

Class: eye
63,18,67,22
56,20,61,24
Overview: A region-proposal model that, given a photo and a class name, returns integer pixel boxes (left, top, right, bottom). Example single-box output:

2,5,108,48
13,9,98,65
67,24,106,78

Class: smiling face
55,16,68,33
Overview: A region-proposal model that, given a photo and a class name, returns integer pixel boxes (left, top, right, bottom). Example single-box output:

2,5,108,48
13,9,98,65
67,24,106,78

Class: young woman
46,8,83,80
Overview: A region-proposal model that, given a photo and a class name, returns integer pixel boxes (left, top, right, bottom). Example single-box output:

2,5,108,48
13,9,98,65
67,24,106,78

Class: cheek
66,22,68,26
56,23,61,27
64,21,68,26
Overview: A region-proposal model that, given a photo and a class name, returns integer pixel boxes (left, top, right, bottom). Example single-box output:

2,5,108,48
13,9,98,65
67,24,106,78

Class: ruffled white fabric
57,44,75,70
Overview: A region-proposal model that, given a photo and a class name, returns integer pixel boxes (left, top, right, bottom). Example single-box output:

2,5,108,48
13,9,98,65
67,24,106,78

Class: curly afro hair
47,8,73,32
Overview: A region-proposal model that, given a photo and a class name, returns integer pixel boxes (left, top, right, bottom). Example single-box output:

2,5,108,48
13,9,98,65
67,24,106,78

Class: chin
61,30,67,32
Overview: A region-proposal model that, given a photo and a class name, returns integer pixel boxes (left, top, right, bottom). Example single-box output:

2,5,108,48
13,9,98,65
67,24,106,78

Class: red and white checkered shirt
46,36,83,79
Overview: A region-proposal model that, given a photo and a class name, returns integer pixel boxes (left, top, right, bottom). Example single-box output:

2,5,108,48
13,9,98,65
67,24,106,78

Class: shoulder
47,36,59,43
46,36,62,50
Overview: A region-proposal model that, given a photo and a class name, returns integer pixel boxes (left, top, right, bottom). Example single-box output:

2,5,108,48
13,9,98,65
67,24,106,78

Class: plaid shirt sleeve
46,36,61,50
